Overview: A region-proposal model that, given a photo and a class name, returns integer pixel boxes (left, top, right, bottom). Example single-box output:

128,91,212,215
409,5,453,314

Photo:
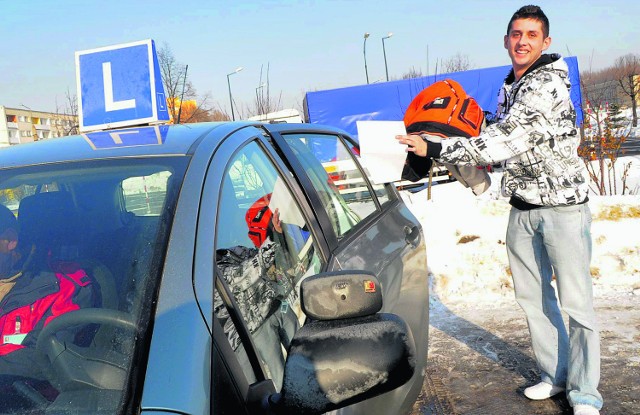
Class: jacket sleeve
432,73,569,167
401,151,433,182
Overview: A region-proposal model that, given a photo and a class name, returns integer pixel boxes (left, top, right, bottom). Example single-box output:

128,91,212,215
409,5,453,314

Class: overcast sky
1,0,638,116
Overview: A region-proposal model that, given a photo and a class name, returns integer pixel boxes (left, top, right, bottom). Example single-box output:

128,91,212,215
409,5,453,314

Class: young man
396,5,602,415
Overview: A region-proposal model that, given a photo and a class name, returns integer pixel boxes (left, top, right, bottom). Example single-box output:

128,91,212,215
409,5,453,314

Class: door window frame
199,126,329,398
268,128,398,251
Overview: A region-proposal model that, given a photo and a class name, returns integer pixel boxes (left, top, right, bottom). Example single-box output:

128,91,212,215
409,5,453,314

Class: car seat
15,191,128,395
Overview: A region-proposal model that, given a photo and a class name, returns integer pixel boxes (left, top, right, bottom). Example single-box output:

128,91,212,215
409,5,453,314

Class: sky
1,0,639,116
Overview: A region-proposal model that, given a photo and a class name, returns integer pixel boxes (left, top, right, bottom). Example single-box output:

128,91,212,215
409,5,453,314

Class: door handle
403,225,421,248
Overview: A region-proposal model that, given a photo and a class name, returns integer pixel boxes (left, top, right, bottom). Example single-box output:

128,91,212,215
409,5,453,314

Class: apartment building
0,105,78,147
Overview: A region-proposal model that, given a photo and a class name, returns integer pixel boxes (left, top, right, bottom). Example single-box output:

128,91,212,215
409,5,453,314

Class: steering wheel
36,308,138,390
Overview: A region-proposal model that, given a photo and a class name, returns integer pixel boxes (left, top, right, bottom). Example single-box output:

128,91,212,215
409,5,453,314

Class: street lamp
255,82,266,97
382,32,393,82
255,82,267,115
363,32,370,84
177,64,188,124
226,66,243,121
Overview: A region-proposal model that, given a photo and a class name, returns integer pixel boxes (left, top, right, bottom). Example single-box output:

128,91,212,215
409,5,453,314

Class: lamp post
177,64,188,124
226,66,243,121
382,32,393,82
255,83,266,101
363,32,370,84
255,83,266,115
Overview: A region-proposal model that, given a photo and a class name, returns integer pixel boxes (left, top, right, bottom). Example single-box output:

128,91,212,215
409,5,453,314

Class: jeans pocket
551,204,583,214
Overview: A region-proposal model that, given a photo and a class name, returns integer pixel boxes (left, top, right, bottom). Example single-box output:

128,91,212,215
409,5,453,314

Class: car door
196,125,329,412
268,126,430,415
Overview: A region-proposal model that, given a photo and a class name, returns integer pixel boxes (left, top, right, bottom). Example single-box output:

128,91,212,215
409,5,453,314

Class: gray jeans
235,307,299,390
506,203,602,409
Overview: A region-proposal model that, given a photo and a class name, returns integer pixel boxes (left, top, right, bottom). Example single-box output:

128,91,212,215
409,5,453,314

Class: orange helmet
245,193,273,247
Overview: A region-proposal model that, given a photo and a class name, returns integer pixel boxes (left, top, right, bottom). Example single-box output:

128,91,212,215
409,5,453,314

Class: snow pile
584,107,639,138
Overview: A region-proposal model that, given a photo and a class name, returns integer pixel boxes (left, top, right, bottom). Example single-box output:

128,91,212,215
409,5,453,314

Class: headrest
18,191,80,258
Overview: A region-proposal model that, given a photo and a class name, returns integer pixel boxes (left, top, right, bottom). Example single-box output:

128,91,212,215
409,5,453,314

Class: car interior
0,158,185,413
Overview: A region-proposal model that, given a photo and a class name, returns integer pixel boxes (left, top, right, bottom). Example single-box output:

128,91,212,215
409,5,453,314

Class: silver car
0,121,429,414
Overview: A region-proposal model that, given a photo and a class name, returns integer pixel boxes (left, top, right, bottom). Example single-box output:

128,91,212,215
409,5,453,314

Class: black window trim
214,274,267,383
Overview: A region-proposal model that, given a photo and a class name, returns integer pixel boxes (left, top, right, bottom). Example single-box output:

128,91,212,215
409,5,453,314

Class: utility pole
177,64,188,124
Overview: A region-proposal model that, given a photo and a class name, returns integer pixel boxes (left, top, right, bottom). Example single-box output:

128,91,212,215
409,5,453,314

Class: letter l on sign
103,62,136,112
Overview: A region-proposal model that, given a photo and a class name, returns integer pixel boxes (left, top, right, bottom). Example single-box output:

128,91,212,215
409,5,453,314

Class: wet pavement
410,294,640,415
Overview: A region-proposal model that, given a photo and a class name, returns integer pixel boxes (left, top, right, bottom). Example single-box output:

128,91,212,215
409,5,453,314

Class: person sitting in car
0,203,94,383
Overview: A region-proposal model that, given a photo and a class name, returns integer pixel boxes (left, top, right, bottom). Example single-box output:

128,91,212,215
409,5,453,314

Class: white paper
356,121,407,184
269,177,307,228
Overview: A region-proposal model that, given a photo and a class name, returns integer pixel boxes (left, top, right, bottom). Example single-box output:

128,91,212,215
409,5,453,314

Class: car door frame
264,125,400,251
265,124,430,415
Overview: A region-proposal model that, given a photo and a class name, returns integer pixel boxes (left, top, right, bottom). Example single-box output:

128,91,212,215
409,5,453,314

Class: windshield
0,157,188,414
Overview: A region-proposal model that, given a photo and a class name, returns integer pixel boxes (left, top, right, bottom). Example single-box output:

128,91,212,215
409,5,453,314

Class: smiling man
505,7,552,82
396,5,602,415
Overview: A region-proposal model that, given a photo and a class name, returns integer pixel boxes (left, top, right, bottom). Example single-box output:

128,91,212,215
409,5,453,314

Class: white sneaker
523,382,565,400
573,404,600,415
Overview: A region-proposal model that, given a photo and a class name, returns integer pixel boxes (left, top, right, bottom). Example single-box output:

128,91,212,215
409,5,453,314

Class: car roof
0,122,229,169
0,121,353,170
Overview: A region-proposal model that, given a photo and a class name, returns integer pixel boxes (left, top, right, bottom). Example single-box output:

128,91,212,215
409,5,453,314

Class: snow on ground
584,107,639,138
400,155,640,303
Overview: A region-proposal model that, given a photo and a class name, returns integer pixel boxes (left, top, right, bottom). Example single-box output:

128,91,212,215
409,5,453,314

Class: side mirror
266,272,416,414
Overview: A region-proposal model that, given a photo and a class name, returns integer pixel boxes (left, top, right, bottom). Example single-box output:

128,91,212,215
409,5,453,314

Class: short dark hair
0,204,18,241
507,5,549,38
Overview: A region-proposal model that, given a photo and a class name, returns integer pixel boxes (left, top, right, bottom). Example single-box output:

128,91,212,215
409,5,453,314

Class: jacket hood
505,53,568,85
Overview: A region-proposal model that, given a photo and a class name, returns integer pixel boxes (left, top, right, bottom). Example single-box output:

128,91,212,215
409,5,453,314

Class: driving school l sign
75,39,170,132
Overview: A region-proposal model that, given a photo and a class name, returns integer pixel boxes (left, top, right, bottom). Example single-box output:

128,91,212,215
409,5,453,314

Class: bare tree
188,102,230,122
157,43,216,123
53,88,79,136
209,107,231,121
402,66,423,79
441,53,473,74
578,57,634,195
578,109,632,195
612,53,639,127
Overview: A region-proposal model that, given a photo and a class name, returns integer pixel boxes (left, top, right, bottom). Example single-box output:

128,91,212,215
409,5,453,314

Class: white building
248,108,303,124
0,106,78,147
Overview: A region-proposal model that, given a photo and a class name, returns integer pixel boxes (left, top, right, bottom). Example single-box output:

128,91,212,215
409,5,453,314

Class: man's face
0,237,17,278
0,236,17,254
504,18,551,80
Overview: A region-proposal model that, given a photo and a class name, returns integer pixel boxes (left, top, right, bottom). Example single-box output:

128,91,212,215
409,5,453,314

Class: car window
0,157,187,415
122,171,172,216
281,133,384,239
214,141,322,390
347,145,391,205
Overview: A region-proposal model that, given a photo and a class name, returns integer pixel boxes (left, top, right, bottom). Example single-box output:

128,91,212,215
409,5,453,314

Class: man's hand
396,134,427,157
272,208,283,234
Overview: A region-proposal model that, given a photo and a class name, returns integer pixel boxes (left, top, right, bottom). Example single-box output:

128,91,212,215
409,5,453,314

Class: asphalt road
411,294,640,415
621,137,640,155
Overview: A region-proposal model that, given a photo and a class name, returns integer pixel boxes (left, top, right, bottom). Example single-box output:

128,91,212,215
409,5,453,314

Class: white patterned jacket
429,54,589,207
